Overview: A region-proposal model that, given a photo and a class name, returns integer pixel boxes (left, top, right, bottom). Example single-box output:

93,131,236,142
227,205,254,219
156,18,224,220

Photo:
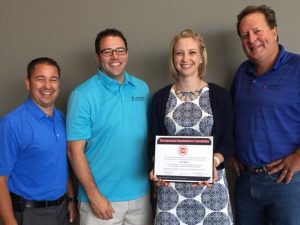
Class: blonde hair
169,29,207,80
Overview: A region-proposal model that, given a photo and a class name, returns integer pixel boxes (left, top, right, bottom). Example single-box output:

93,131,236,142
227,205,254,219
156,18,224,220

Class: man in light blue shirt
67,28,151,225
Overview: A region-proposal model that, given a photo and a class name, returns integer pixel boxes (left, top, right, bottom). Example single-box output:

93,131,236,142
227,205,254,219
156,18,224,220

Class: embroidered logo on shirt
260,82,282,89
132,96,145,101
267,84,282,89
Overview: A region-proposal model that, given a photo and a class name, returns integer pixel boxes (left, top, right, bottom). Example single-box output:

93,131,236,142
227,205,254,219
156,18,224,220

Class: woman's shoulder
208,83,229,95
207,83,232,105
153,84,173,99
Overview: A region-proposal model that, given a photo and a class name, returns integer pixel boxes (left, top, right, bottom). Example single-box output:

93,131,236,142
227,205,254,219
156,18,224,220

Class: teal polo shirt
66,70,150,202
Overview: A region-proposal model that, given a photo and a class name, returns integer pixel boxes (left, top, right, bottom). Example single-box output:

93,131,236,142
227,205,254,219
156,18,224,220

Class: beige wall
1,1,300,224
1,0,300,116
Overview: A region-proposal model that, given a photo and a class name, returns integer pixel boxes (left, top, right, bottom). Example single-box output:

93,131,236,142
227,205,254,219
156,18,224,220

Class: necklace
174,81,204,102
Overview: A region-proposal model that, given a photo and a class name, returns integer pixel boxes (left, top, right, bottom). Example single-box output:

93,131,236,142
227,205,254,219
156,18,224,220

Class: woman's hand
193,153,223,188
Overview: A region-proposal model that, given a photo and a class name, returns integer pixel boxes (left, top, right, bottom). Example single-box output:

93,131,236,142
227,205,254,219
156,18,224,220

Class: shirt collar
247,44,287,78
96,69,136,88
247,44,287,77
271,44,286,70
25,98,56,120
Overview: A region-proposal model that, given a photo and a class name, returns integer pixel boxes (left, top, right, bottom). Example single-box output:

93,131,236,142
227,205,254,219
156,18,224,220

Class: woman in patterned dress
149,29,235,225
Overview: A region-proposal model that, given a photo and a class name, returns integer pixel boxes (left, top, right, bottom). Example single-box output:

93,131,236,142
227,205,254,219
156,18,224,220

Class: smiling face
173,37,202,79
239,12,279,66
95,35,128,84
25,63,60,115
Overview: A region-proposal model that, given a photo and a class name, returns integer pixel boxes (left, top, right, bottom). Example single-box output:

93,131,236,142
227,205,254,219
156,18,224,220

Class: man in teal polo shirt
66,28,152,225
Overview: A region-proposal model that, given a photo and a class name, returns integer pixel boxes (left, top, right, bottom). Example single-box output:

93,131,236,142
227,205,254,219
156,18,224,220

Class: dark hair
95,28,127,55
237,5,277,36
27,57,61,80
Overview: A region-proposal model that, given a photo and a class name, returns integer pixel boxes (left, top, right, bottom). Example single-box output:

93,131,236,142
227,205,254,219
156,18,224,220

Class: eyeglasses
100,47,128,56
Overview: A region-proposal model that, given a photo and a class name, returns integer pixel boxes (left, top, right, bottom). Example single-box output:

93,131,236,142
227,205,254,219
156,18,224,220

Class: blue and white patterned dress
155,87,233,225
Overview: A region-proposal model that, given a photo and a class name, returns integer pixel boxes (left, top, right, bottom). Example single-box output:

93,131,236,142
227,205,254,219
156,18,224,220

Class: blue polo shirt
231,45,300,166
66,70,150,202
0,98,68,200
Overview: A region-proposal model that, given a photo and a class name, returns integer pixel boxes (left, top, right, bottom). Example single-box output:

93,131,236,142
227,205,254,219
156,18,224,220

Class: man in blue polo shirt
0,57,76,225
231,5,300,225
66,28,152,225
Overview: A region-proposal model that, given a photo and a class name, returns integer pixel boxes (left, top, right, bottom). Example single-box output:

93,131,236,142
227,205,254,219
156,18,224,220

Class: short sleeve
66,90,92,141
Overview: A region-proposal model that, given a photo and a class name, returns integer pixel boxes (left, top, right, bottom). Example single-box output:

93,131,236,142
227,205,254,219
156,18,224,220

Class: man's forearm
0,176,17,225
67,141,102,200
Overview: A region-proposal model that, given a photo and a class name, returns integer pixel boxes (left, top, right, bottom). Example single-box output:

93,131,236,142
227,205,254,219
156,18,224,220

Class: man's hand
268,149,300,184
90,194,114,220
230,155,244,177
67,199,77,223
